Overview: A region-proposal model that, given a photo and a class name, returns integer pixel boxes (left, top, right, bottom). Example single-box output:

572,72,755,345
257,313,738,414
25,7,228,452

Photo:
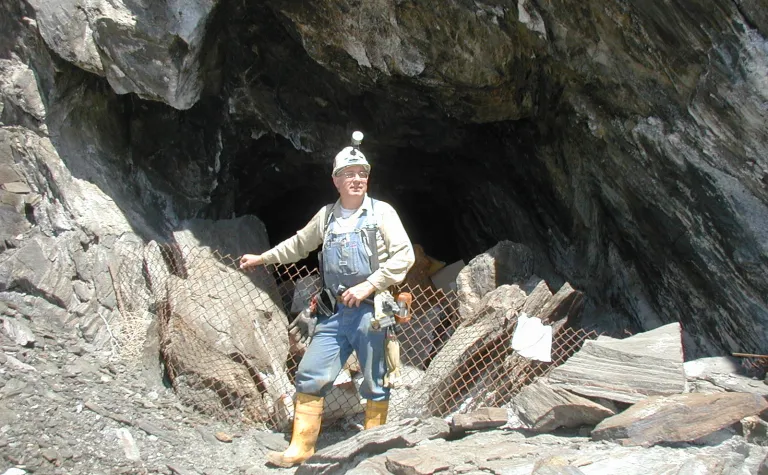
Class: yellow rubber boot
266,393,324,467
364,399,389,429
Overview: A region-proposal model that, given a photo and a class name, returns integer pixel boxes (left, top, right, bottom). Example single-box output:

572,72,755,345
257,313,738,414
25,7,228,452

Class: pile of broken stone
2,238,768,475
295,322,768,475
292,241,768,474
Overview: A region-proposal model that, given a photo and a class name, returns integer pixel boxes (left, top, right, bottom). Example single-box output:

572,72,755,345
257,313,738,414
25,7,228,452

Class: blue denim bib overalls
294,206,390,402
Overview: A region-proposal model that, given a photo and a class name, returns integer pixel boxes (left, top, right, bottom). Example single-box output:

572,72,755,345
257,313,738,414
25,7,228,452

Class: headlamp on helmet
332,131,371,177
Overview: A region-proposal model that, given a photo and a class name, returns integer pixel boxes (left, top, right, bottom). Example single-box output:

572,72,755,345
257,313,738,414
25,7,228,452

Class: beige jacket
261,195,415,290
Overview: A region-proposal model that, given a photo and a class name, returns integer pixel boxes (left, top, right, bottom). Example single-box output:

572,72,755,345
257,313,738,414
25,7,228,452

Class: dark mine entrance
232,133,530,270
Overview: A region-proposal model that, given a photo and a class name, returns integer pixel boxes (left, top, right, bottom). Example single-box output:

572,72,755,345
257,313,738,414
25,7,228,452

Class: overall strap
365,199,379,272
318,204,334,289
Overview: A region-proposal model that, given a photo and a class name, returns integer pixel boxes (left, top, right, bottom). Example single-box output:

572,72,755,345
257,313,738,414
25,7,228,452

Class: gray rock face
173,216,270,262
29,0,219,109
30,0,103,75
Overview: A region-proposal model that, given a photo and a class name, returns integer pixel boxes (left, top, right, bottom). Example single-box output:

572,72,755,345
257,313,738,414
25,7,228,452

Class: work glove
288,307,317,343
383,328,402,388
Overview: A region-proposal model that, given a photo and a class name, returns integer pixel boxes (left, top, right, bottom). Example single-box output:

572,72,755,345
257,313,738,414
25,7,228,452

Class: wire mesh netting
111,243,597,430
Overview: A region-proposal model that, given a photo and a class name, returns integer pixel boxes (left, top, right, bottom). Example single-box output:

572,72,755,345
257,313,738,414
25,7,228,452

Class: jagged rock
399,284,528,418
535,283,585,329
296,417,450,475
1,182,31,193
0,292,69,322
548,323,685,404
31,0,103,75
484,282,583,408
1,316,35,347
0,162,21,185
5,353,36,372
0,205,29,250
0,235,76,308
684,356,743,379
29,0,219,109
347,428,765,475
139,217,292,424
451,407,509,433
592,392,768,446
72,280,94,302
400,276,585,418
519,279,555,316
0,59,47,132
696,372,768,397
682,355,768,396
513,380,614,432
380,450,452,474
456,241,534,320
742,416,768,446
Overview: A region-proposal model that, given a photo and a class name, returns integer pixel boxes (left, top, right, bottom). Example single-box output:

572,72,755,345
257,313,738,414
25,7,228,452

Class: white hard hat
332,131,370,176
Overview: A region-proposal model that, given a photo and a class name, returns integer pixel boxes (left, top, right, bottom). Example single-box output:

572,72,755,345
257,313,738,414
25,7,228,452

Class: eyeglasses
339,170,369,179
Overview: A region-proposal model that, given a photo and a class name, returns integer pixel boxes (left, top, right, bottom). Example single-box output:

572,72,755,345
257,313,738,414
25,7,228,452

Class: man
239,133,415,467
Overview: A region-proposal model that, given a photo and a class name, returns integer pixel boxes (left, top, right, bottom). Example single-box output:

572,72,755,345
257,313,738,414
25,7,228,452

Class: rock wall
1,0,767,358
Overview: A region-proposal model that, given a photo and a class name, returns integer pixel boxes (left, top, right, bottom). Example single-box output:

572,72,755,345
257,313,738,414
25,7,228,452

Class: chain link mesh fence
111,243,597,430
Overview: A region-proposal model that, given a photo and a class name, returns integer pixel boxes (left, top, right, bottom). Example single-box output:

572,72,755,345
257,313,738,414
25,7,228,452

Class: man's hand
340,281,376,307
239,254,264,270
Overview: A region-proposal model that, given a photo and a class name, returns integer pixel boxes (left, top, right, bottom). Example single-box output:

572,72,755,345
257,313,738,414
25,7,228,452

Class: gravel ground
0,313,353,475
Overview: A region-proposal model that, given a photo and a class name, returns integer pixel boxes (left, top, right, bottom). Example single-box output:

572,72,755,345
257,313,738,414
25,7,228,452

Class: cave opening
229,120,558,278
202,0,567,276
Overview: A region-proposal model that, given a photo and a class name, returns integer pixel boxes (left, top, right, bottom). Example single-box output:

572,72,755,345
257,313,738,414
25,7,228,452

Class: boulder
514,380,615,432
30,0,220,109
141,217,292,425
592,392,768,446
741,415,768,446
0,235,77,308
399,284,527,418
173,216,270,263
548,323,685,404
31,0,104,75
456,241,534,320
400,276,582,418
1,316,35,347
451,407,509,433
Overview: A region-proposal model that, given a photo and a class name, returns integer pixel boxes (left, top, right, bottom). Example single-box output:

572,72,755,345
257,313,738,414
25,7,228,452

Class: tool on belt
337,285,413,388
288,287,337,343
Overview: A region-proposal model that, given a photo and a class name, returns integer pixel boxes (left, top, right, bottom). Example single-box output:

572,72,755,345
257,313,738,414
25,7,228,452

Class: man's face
333,165,369,199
